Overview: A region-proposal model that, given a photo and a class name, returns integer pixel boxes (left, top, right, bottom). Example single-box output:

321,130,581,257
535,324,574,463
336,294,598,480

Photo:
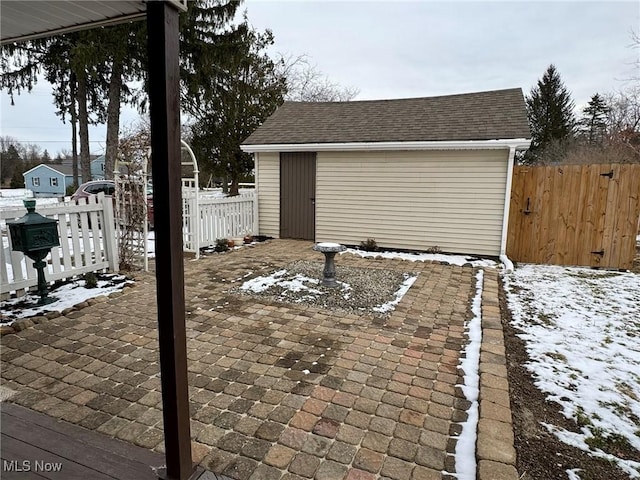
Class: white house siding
256,152,280,238
315,150,509,256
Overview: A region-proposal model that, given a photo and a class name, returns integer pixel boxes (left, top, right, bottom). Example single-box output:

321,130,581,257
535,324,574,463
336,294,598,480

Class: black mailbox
7,200,60,304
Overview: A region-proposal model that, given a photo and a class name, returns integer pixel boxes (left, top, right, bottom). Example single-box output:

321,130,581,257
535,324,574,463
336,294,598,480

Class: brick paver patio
0,240,516,480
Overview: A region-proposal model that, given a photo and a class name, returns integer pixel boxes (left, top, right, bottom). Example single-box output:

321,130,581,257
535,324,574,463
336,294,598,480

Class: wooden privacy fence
507,163,640,269
1,194,119,298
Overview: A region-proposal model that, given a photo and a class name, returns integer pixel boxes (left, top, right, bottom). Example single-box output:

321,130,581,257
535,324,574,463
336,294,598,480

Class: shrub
215,238,229,253
360,238,379,252
426,245,442,254
83,272,98,288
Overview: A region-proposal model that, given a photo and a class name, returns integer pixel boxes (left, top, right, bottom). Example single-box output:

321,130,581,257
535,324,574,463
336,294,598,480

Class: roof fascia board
22,164,64,176
1,12,146,46
241,139,532,153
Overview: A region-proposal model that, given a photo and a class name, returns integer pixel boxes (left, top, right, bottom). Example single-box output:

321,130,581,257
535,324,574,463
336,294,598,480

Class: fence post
102,192,119,272
252,191,259,236
193,189,200,259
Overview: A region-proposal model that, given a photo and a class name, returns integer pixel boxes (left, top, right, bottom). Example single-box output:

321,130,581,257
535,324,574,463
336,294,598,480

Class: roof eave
22,163,65,176
1,12,145,45
0,1,186,46
241,139,532,153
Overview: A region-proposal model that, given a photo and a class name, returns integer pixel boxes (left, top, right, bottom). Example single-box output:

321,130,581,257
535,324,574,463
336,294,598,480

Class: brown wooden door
280,152,316,240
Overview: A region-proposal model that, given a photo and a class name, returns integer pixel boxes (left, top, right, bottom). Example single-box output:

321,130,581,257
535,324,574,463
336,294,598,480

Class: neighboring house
91,155,106,180
22,156,106,196
93,155,136,179
241,88,531,257
22,164,77,197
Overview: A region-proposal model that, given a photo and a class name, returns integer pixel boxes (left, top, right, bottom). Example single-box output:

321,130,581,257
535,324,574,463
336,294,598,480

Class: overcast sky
0,0,638,156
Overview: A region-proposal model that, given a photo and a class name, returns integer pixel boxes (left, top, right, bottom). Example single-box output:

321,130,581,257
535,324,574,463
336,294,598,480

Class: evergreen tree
1,144,22,185
10,163,24,188
1,33,109,184
179,0,243,102
580,93,609,144
525,64,576,162
186,23,286,196
2,0,243,184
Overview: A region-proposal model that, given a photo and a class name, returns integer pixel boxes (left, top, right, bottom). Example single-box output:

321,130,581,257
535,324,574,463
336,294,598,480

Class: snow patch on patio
372,274,417,313
241,269,294,293
1,274,133,323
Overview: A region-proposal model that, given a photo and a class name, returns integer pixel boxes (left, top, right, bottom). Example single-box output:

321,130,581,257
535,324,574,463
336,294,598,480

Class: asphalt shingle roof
243,88,530,146
25,163,74,175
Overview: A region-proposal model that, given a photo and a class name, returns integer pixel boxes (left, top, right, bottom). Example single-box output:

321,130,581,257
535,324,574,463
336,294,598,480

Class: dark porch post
146,2,194,479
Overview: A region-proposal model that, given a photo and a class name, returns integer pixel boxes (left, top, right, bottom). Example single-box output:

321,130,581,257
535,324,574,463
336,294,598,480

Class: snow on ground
0,188,61,207
0,188,35,199
504,264,640,478
454,270,484,480
0,189,61,229
566,469,583,480
1,274,133,323
241,269,312,295
147,231,156,258
372,275,417,313
344,247,498,268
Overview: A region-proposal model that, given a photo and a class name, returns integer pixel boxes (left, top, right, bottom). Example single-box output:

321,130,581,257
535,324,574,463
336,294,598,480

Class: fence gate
180,140,200,257
507,163,640,269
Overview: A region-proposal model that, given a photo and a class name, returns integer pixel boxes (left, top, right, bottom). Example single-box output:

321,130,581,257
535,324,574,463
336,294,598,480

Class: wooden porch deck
0,403,225,480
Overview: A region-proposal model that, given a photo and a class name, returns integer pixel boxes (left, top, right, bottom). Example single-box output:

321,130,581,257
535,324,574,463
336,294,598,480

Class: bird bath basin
313,242,347,288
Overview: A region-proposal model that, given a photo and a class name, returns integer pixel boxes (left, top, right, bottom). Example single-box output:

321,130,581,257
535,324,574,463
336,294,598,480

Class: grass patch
544,351,567,362
535,312,556,326
575,406,592,427
585,428,634,456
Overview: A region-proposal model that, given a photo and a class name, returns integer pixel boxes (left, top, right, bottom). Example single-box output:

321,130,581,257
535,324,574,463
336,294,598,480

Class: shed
241,88,531,258
22,163,76,197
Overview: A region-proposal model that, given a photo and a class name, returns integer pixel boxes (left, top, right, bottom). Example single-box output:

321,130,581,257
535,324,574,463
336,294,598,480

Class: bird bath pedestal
313,242,347,288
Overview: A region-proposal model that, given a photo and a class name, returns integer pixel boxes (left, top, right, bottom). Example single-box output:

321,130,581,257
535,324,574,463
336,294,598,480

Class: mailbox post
7,200,60,305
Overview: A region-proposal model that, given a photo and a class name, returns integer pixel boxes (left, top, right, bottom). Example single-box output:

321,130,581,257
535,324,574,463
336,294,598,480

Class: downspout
499,146,516,273
253,152,260,236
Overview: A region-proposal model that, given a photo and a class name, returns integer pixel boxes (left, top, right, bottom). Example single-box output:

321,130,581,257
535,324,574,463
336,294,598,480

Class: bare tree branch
276,53,359,102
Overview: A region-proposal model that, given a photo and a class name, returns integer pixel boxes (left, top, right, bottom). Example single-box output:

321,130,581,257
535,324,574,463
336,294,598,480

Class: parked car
71,180,154,229
71,180,116,200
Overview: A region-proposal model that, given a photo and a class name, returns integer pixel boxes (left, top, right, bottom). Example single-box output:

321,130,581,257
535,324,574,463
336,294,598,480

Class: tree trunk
77,71,91,183
229,176,239,196
104,59,123,180
70,73,79,188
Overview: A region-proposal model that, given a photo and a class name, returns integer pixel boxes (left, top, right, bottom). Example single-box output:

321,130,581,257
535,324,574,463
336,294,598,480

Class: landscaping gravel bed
234,260,416,316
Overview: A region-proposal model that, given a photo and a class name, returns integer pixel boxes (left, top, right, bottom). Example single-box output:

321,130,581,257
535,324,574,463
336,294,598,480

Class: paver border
476,269,519,480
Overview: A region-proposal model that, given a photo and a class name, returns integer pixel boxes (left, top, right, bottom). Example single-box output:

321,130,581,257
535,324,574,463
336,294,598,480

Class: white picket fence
182,191,258,256
1,190,258,295
1,194,118,298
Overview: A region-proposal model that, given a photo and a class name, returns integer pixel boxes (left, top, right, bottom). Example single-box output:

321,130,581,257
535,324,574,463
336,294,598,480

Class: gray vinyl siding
256,152,280,238
315,150,509,256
